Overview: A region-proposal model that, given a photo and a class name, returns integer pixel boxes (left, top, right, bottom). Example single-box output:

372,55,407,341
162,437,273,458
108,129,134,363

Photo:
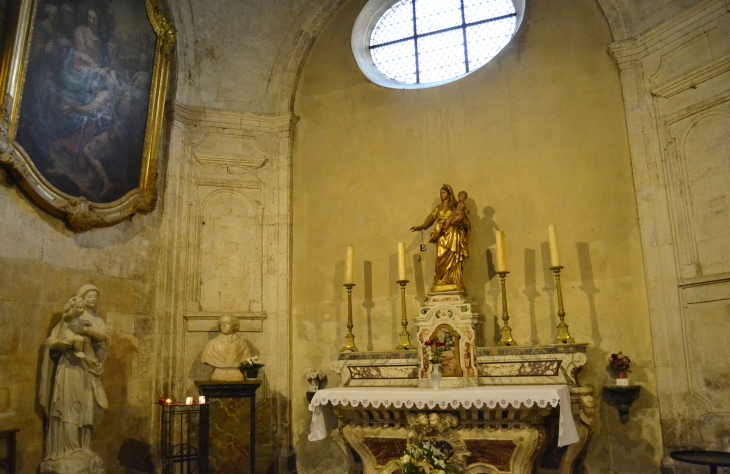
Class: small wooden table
671,450,730,474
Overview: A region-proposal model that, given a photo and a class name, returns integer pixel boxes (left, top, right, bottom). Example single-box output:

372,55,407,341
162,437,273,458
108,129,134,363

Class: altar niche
415,291,479,388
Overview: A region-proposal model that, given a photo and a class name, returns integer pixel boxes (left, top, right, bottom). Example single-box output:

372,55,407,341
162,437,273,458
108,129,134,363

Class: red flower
424,340,434,347
434,341,445,348
157,398,165,405
429,359,437,364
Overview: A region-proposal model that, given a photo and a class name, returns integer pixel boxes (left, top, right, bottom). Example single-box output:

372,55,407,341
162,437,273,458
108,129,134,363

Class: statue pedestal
413,291,479,388
39,450,105,474
196,381,261,474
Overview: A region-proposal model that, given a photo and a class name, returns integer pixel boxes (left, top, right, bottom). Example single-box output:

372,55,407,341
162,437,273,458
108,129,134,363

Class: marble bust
201,315,252,381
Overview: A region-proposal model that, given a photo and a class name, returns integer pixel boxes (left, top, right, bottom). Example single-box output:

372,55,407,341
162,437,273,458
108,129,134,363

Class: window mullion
460,0,469,73
412,0,420,84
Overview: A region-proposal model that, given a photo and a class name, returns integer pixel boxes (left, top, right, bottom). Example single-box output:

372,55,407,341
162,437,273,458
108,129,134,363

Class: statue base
414,291,479,388
431,283,465,293
40,450,105,474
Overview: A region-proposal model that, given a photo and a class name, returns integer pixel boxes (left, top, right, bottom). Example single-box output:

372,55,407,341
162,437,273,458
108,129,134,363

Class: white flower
401,454,411,463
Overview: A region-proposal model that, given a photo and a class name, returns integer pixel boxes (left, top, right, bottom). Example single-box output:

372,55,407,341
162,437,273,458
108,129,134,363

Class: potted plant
424,339,445,389
239,356,265,379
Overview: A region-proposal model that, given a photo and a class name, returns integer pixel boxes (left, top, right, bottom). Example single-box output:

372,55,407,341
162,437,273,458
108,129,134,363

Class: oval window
352,0,524,89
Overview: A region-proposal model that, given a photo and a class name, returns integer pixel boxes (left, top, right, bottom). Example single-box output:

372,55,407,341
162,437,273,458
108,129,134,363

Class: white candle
165,398,172,405
198,396,206,404
185,397,193,405
344,246,355,285
548,224,561,267
397,242,407,281
495,231,507,273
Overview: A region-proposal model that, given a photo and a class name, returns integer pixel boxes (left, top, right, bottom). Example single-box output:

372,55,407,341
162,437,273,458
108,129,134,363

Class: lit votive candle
185,397,193,405
165,398,172,405
198,396,206,404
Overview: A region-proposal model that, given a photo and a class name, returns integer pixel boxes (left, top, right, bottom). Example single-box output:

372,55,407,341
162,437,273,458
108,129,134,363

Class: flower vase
246,368,259,379
430,366,442,390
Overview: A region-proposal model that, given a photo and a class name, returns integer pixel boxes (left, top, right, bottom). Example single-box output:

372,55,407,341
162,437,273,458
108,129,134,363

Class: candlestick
394,279,413,350
344,246,355,285
340,283,358,352
548,224,561,267
198,396,206,404
551,265,575,344
397,242,407,281
495,231,507,273
496,271,517,346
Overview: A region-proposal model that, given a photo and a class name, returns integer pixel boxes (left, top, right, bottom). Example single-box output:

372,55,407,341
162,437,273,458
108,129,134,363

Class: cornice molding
170,101,298,132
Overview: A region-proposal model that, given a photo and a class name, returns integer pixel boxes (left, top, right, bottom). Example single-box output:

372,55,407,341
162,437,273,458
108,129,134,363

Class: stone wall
291,0,663,472
606,0,730,469
0,166,162,473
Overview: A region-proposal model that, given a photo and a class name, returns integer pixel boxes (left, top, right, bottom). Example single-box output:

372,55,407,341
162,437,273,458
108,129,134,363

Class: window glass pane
465,17,515,70
371,39,418,83
415,0,462,35
417,29,465,83
463,0,515,24
371,0,414,47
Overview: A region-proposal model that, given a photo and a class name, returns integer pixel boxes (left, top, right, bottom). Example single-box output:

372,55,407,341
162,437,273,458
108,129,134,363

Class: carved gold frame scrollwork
0,0,175,231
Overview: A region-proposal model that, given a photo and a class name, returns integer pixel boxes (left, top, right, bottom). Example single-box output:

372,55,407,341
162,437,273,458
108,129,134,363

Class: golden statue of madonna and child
411,184,471,293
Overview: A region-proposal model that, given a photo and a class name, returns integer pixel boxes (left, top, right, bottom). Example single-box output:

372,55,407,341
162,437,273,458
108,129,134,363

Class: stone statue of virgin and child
411,184,471,293
39,284,108,474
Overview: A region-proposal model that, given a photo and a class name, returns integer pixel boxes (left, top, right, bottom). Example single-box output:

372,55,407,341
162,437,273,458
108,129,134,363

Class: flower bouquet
239,356,264,379
608,352,630,384
424,339,445,389
394,438,460,474
305,368,327,392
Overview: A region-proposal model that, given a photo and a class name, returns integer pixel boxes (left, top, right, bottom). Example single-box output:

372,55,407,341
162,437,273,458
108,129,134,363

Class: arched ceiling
165,0,702,115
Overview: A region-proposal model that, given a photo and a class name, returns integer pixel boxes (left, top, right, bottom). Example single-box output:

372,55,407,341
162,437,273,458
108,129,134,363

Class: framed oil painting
0,0,174,230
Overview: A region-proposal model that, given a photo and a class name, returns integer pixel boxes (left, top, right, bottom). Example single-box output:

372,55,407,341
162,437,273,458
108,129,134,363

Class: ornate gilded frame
0,0,174,230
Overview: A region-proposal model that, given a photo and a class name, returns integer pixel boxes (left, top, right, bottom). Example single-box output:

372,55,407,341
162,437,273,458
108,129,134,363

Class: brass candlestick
551,266,575,344
496,271,517,346
394,280,413,350
340,283,358,352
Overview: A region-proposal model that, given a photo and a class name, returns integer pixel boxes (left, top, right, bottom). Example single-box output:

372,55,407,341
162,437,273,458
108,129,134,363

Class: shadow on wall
332,260,345,348
576,242,601,347
523,248,540,345
117,439,155,473
363,260,374,351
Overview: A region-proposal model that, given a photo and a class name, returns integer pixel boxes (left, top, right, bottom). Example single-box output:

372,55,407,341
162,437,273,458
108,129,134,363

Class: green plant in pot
240,356,264,379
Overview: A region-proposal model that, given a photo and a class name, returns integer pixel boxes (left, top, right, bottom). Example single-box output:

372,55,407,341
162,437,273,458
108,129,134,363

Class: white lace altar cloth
309,385,579,447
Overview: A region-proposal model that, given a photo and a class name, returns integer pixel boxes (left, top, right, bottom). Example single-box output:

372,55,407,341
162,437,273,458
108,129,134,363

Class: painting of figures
16,0,156,203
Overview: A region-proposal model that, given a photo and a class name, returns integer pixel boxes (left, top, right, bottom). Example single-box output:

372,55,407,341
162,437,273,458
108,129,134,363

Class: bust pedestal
196,381,261,474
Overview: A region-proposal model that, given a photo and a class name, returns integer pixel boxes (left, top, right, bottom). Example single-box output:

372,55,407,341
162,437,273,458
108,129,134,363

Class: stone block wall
0,167,161,473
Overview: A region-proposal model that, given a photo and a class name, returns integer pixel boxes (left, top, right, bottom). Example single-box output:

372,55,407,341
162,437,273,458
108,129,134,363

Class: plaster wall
291,0,663,472
0,167,162,473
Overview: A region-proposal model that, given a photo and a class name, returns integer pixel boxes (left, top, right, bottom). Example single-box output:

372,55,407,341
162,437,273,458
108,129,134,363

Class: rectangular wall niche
196,186,264,313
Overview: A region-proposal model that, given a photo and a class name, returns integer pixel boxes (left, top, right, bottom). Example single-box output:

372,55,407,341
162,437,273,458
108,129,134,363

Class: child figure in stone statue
58,296,91,359
201,315,252,381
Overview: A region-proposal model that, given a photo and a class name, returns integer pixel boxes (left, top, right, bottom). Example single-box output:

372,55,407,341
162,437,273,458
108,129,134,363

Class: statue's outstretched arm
411,206,439,232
